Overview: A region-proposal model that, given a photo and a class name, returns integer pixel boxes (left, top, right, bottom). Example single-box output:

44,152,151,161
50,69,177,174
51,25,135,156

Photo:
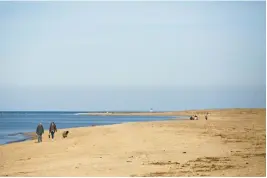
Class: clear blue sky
0,1,265,111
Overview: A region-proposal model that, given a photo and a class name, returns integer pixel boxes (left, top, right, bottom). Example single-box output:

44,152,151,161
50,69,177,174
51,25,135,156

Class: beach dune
0,108,265,176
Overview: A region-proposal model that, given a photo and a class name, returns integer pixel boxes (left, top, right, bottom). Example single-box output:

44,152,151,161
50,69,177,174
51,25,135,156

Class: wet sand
0,108,265,176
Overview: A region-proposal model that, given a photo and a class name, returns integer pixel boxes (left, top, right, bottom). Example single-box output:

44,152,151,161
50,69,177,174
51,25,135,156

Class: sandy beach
0,108,265,176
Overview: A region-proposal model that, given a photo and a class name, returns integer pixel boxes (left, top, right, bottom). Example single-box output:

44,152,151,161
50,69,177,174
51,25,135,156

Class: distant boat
150,108,153,112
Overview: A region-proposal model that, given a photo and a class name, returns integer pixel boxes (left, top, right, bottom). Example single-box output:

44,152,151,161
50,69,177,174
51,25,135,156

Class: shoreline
1,108,265,176
2,108,264,145
1,132,37,145
84,108,265,116
3,114,187,145
1,107,265,145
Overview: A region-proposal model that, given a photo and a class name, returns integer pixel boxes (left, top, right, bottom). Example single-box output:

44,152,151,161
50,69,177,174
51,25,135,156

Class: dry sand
0,108,265,176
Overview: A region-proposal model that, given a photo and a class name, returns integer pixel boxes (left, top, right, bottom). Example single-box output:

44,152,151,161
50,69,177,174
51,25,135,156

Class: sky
0,1,266,111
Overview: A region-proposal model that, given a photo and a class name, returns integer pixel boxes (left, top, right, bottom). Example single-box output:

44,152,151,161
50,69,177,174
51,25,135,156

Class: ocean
0,111,184,145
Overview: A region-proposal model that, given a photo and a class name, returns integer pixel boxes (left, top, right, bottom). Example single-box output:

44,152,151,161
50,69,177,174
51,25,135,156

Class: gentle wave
7,132,24,136
74,113,89,115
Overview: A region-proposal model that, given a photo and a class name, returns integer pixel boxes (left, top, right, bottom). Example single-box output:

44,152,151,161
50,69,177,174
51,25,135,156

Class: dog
62,131,69,138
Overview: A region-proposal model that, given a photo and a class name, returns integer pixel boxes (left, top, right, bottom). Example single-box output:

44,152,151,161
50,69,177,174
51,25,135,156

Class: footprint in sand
75,163,82,169
18,157,31,161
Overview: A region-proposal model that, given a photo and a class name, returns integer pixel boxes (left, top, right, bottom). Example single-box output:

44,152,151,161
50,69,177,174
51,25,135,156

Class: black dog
62,131,69,138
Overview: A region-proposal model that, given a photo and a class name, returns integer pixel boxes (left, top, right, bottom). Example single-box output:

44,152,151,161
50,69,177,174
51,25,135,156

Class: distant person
194,115,198,120
205,113,208,120
49,122,57,141
36,123,44,143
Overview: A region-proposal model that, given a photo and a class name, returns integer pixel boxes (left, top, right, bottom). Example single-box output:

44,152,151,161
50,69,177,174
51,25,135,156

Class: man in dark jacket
49,122,57,141
36,123,44,143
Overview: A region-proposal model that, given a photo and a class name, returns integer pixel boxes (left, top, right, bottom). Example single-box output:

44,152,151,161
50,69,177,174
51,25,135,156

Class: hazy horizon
0,1,266,111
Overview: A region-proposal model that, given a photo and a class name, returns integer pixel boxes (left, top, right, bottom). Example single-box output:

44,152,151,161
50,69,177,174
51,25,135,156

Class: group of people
189,113,209,120
190,115,199,120
36,122,57,143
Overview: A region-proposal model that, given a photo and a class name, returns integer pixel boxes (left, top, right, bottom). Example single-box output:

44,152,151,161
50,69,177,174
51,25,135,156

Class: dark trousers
51,131,55,139
37,134,42,142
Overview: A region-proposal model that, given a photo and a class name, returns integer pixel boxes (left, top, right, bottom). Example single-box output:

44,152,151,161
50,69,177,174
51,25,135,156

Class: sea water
0,111,185,144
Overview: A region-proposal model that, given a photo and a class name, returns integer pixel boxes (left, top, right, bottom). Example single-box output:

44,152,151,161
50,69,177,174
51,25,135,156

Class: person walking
194,115,198,120
36,123,44,143
205,112,208,120
49,122,57,141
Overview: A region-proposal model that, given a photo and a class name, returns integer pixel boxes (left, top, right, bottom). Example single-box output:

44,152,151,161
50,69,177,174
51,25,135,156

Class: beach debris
183,152,187,154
